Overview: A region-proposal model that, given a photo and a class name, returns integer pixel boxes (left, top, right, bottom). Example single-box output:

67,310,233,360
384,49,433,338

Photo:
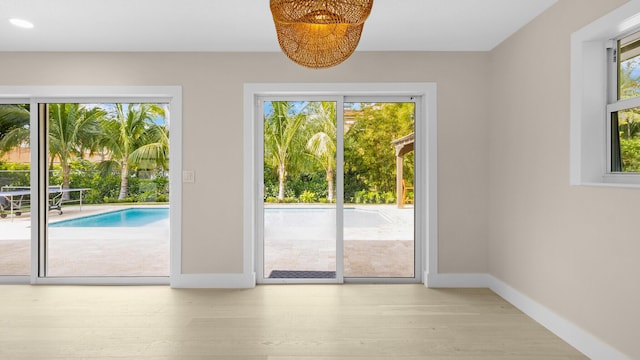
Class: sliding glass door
343,101,415,278
262,101,339,280
41,102,170,277
0,102,31,276
259,96,418,282
1,87,181,284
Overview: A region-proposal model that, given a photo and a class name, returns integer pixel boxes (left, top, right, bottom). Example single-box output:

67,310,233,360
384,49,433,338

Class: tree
306,102,337,202
344,102,415,195
128,118,169,171
264,101,306,201
99,104,166,200
0,104,30,156
48,104,105,197
619,58,640,100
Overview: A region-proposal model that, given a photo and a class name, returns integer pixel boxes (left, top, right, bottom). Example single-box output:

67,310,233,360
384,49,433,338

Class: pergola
391,132,414,208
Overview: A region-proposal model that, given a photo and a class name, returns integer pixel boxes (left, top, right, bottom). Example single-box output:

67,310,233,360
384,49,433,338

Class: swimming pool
49,208,169,227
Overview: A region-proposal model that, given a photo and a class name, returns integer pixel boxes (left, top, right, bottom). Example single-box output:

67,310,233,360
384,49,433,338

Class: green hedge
0,160,169,204
263,168,398,204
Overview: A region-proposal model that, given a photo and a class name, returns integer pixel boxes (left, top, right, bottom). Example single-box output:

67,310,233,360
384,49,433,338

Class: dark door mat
268,270,336,279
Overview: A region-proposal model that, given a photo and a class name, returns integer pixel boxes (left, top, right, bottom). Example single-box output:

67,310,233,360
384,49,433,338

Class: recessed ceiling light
9,18,34,29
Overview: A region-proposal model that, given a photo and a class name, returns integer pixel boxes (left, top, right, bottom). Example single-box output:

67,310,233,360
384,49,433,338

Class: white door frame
243,83,438,285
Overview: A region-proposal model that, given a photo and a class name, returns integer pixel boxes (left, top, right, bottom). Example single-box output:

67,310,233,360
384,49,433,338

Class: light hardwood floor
0,284,587,359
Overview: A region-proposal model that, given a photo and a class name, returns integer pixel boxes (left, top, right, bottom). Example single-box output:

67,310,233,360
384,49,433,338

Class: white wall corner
426,273,629,358
488,275,630,360
171,273,256,289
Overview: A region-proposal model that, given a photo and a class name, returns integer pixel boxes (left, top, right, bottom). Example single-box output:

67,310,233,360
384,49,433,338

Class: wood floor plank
0,284,587,359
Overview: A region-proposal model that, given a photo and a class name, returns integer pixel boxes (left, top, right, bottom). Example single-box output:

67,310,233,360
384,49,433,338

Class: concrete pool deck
0,204,170,276
263,204,415,278
1,204,415,279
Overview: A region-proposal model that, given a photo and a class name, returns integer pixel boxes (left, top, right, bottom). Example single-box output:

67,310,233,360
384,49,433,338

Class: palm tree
99,104,166,200
48,104,105,198
0,104,30,156
306,102,337,202
128,121,169,171
264,101,306,201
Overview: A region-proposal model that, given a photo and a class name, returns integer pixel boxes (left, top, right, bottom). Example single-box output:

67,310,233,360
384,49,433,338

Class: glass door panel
0,103,31,276
44,103,170,277
343,102,415,278
263,101,337,280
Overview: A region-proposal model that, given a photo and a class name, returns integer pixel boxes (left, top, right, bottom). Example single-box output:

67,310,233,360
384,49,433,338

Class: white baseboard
0,276,29,284
425,272,490,287
488,275,629,360
170,272,256,288
425,272,629,360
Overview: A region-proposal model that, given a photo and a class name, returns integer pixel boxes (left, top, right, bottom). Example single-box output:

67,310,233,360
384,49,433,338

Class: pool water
50,208,169,227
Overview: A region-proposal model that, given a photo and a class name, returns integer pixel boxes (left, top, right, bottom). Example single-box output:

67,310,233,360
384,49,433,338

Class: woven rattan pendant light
270,0,373,69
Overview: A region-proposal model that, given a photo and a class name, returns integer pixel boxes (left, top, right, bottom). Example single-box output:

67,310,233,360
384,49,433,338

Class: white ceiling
0,0,558,52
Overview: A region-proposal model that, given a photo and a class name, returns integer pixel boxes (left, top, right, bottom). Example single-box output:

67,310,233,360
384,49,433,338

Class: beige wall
0,51,490,274
489,0,639,358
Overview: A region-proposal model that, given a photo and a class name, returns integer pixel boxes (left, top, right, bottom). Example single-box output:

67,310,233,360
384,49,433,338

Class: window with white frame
571,0,640,186
609,30,640,173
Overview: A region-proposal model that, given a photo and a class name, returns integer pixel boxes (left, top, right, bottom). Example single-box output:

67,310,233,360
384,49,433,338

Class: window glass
612,107,640,172
611,31,640,172
619,31,640,100
44,103,170,277
0,104,31,276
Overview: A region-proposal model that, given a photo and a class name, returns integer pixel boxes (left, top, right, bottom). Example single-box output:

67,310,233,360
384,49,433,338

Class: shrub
299,190,316,203
366,191,380,204
3,159,166,204
354,189,395,204
135,191,158,202
84,189,103,204
383,191,396,204
0,162,30,188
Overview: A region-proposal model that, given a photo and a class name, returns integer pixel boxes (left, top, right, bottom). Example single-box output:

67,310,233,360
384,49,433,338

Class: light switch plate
182,170,195,183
